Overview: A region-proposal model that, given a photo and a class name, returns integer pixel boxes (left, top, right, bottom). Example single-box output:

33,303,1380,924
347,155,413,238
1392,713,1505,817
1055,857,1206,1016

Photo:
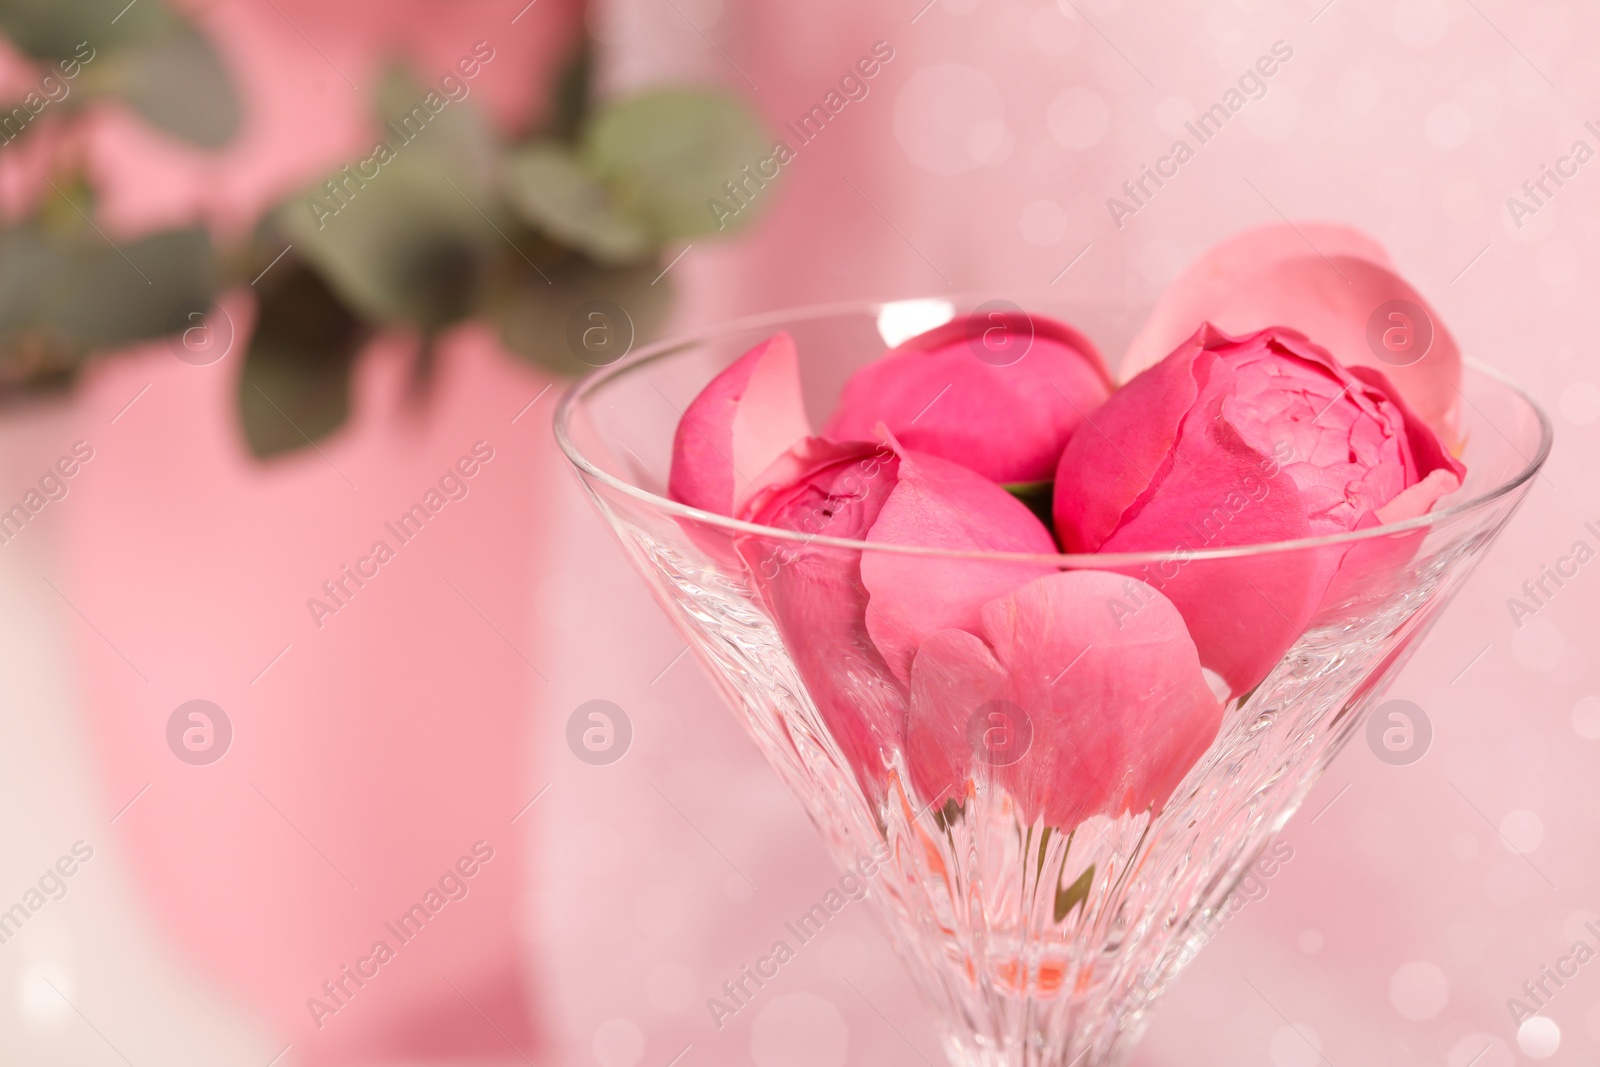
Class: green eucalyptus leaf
282,190,490,327
238,258,367,458
546,37,592,143
0,222,213,389
0,223,213,352
371,65,503,168
117,21,240,148
279,92,504,329
502,143,650,265
374,64,423,124
0,228,74,385
486,253,669,377
0,228,61,332
0,0,169,59
584,88,770,241
68,226,217,346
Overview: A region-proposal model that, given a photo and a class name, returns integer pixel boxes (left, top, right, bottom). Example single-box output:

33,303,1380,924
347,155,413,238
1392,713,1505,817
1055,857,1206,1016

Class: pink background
0,0,1596,1065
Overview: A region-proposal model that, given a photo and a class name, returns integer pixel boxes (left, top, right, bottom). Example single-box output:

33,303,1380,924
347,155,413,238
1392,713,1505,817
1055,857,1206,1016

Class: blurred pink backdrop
1,0,1597,1066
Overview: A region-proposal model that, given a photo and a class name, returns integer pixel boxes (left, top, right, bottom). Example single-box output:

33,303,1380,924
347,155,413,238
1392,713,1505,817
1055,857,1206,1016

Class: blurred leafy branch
0,2,771,456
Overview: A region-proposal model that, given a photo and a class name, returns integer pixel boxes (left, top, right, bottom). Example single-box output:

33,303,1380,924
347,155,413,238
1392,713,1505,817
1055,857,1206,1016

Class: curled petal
669,332,811,516
1052,332,1202,551
1347,364,1465,485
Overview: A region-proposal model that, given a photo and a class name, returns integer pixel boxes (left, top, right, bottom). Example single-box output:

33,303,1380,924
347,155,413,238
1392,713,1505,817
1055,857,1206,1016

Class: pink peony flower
744,437,899,539
665,300,1466,823
823,311,1113,485
1053,324,1464,697
738,433,1060,791
905,571,1222,829
1121,222,1462,445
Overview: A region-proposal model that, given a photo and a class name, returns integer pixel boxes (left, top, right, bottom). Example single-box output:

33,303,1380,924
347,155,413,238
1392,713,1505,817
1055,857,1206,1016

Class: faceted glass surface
556,297,1549,1067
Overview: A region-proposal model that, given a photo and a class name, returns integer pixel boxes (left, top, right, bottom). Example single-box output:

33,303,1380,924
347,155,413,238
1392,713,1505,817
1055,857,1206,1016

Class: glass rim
553,293,1554,567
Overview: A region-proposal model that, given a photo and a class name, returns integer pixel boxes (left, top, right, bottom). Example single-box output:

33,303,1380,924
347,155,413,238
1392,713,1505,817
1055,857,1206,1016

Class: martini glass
554,295,1550,1067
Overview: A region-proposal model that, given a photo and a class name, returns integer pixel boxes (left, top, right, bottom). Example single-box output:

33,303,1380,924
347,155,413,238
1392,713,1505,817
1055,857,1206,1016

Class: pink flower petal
749,540,909,797
1097,396,1322,698
1347,364,1465,483
738,439,907,797
1374,467,1462,525
1052,330,1203,551
905,629,1007,809
982,571,1222,825
668,332,811,516
743,438,898,535
906,572,1222,830
862,446,1057,682
1123,224,1461,444
824,313,1112,484
1122,223,1392,378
